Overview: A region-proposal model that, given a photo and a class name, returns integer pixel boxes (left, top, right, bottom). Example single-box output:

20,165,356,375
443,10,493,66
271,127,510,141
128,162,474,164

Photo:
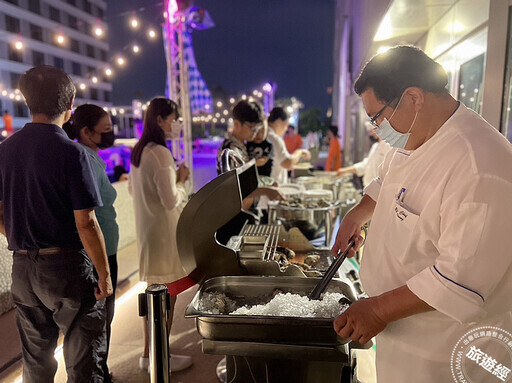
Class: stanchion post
139,284,171,383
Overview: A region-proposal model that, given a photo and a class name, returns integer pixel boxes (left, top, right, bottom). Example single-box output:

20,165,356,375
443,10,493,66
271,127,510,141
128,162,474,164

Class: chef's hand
262,187,285,201
334,297,387,345
331,213,364,258
95,274,113,301
300,149,311,161
177,163,190,183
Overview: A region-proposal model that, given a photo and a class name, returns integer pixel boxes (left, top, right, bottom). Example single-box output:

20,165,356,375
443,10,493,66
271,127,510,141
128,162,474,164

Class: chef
332,45,512,382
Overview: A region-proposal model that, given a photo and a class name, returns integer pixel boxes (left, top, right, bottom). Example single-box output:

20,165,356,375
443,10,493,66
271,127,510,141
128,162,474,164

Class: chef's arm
375,285,435,323
0,201,5,236
331,194,376,257
334,285,434,344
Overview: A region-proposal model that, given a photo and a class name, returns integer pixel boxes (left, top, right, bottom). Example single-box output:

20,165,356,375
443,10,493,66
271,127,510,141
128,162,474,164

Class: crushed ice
198,290,349,318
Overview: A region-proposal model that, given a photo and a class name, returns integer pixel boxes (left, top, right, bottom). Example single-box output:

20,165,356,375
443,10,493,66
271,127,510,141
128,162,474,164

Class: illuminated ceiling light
119,108,125,114
79,83,86,90
252,90,258,96
116,57,126,66
241,94,247,100
229,118,233,123
287,106,294,113
148,29,157,39
215,113,220,118
14,89,20,94
223,110,228,115
1,131,7,138
142,104,147,110
14,40,23,50
132,44,140,54
229,98,235,104
94,27,104,37
15,95,21,101
104,68,113,76
374,13,392,41
103,107,109,112
9,93,15,99
220,118,226,123
205,104,210,110
216,101,223,107
56,34,65,45
92,76,98,84
377,46,391,54
213,118,218,123
1,90,7,96
130,17,139,29
257,92,263,98
447,22,464,33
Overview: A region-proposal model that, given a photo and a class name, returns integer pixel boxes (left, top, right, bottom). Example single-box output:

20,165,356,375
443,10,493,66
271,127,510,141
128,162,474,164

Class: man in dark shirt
0,65,112,382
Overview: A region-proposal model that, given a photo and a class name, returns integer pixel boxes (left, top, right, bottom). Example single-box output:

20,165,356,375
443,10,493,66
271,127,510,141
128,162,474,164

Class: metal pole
139,284,171,383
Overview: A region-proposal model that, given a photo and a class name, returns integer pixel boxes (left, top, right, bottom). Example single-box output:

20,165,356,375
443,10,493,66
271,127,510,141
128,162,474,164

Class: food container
185,275,360,346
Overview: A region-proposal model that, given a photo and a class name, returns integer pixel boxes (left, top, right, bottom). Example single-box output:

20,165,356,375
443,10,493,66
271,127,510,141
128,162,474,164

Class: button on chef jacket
361,104,512,383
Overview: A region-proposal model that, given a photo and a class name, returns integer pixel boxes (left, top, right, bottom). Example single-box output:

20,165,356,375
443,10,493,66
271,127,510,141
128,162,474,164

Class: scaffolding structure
163,0,193,188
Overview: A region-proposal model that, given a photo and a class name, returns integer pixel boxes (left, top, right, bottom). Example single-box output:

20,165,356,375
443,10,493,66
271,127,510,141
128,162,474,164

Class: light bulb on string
148,29,157,39
229,98,235,104
129,16,139,29
104,68,113,77
94,27,104,37
116,56,126,66
14,40,23,50
79,83,86,90
91,76,98,84
56,34,65,45
132,44,140,54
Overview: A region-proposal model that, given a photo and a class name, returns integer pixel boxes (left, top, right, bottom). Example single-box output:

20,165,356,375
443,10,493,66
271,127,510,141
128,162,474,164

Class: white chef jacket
129,143,188,284
353,140,391,188
361,104,512,382
267,129,291,185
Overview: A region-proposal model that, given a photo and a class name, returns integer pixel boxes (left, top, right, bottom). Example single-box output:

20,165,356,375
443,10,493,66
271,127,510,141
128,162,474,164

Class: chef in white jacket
332,46,512,382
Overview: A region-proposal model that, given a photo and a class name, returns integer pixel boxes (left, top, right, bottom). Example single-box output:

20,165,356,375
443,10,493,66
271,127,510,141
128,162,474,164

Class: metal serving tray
185,276,359,347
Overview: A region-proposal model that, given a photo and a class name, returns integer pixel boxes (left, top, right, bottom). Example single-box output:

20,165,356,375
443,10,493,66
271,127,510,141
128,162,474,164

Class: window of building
100,49,107,62
53,56,64,70
32,50,45,66
87,66,95,75
90,88,98,100
68,15,78,30
86,44,95,58
94,5,104,18
82,21,91,35
70,38,80,53
66,0,76,6
76,88,84,99
5,0,18,5
103,90,111,103
83,0,92,14
14,102,28,118
28,0,40,14
10,72,21,89
30,24,43,41
49,6,60,22
8,45,23,63
71,62,81,76
5,15,20,33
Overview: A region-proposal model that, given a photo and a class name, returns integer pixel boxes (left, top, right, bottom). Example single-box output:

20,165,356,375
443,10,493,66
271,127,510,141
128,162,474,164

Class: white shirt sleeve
148,146,187,211
270,132,291,165
363,147,396,201
353,142,379,176
407,173,512,323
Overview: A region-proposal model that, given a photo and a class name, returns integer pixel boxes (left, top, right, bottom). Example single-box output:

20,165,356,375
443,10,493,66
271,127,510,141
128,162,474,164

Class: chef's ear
403,87,424,112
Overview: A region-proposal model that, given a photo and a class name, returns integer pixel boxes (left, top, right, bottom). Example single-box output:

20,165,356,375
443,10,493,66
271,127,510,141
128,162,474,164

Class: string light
132,44,140,54
129,17,139,29
229,98,235,104
14,40,23,50
92,76,98,84
56,34,65,45
223,110,228,116
148,29,157,39
94,27,104,37
1,90,7,96
79,83,86,90
216,101,222,107
241,94,247,100
104,68,113,77
116,56,126,66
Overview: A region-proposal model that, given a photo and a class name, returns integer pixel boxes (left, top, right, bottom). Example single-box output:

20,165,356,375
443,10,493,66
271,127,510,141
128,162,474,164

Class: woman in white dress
129,97,193,373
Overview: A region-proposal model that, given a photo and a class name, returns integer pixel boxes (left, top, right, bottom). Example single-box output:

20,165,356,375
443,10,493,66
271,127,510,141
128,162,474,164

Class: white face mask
375,93,417,149
166,120,182,140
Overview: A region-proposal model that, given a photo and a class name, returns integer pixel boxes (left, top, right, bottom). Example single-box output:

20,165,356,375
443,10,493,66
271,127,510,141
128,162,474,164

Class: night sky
106,0,335,111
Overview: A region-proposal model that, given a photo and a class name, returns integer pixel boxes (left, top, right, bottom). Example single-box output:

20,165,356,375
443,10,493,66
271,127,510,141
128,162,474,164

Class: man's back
0,123,101,250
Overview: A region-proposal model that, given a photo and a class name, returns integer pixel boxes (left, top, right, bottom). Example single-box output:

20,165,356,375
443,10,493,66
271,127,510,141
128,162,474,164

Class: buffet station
177,160,368,383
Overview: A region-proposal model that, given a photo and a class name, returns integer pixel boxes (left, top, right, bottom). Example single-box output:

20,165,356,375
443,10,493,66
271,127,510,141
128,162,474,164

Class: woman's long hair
130,97,179,167
63,104,108,141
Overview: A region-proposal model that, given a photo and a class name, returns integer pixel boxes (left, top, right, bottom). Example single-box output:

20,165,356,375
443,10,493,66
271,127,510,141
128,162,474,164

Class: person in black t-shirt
246,121,273,177
0,66,112,383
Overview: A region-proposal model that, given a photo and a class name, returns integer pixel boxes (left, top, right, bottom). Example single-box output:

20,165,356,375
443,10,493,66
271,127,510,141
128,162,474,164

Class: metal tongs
309,239,355,300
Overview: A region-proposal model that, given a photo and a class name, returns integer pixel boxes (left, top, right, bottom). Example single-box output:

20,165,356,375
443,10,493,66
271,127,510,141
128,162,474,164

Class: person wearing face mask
63,104,118,382
129,97,193,374
331,46,512,382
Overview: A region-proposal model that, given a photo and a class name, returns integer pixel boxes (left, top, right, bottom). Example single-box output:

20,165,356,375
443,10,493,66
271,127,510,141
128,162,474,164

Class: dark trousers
102,254,118,382
11,250,106,383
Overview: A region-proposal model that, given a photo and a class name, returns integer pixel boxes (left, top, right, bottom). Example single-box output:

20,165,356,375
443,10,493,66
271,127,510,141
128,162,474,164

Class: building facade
0,0,111,129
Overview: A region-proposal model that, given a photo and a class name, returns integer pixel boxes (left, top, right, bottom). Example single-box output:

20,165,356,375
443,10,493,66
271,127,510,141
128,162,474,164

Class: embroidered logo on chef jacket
394,187,412,221
451,326,512,383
